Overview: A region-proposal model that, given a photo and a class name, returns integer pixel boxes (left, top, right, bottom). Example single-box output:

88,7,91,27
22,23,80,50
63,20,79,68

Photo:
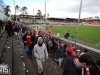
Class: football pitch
47,25,100,46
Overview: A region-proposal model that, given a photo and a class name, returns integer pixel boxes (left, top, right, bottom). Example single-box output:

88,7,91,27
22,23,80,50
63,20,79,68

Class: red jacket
68,45,73,56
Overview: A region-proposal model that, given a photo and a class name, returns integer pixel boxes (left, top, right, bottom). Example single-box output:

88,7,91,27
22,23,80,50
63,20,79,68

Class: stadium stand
85,19,100,25
47,18,77,25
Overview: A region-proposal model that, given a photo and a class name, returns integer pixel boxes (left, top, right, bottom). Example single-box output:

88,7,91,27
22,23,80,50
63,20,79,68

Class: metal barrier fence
60,38,100,60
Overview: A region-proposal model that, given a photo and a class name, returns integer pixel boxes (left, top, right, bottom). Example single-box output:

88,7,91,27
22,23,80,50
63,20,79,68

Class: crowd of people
0,20,100,75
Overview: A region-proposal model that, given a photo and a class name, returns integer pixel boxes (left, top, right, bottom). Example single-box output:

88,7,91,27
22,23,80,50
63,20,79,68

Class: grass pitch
47,25,100,46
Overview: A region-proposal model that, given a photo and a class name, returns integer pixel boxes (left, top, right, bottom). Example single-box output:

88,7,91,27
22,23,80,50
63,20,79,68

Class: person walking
5,21,12,37
34,37,48,75
14,24,20,39
56,32,60,38
0,20,3,32
56,41,65,66
22,29,34,59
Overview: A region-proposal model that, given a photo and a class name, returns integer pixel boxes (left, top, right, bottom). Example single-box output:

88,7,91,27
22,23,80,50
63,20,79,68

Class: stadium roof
47,17,78,20
47,17,66,20
85,19,100,20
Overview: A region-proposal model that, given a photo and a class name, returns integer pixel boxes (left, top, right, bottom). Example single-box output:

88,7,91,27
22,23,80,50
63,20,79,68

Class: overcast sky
3,0,100,18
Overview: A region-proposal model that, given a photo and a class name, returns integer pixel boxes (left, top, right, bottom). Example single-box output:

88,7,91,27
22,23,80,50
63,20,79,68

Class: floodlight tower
13,0,17,21
45,1,46,30
33,9,35,25
75,0,83,46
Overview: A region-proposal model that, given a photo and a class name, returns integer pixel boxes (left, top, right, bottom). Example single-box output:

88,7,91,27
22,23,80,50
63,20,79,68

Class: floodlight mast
45,1,46,30
13,0,17,21
75,0,83,46
33,9,35,25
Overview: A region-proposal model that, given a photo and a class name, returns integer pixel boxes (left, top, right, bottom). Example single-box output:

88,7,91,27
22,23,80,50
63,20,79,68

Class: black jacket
52,39,58,52
0,20,3,26
63,56,82,75
57,46,65,58
14,27,20,32
90,64,100,75
5,24,12,32
22,33,35,47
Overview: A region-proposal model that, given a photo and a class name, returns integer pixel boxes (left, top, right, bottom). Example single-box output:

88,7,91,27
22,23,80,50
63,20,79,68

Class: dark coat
63,56,82,75
0,20,3,26
14,27,20,32
57,46,65,58
89,63,100,75
5,24,12,32
22,33,36,48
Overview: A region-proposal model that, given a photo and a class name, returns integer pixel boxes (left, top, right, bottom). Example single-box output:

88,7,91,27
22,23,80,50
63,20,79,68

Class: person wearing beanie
74,49,81,58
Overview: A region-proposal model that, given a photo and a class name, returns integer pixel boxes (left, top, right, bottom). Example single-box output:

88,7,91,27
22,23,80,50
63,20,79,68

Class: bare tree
21,6,28,15
20,6,28,22
15,5,20,14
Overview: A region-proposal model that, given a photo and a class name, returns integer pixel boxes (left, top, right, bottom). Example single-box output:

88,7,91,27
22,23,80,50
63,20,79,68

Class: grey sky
10,0,100,18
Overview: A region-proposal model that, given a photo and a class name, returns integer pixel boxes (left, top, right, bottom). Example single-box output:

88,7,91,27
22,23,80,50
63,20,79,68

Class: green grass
47,25,100,45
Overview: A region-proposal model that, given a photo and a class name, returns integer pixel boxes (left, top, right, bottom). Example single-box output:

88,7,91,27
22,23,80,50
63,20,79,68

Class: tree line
0,0,28,16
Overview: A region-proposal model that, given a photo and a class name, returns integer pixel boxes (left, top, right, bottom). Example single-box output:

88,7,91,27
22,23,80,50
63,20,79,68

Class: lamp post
45,1,46,30
33,9,35,25
75,0,83,46
13,0,16,21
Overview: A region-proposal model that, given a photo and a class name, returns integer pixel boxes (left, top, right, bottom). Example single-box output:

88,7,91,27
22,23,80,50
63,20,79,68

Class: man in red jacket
23,29,34,59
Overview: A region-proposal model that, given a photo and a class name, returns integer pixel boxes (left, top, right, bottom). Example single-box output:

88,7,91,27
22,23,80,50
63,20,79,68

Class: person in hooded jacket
34,37,48,75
